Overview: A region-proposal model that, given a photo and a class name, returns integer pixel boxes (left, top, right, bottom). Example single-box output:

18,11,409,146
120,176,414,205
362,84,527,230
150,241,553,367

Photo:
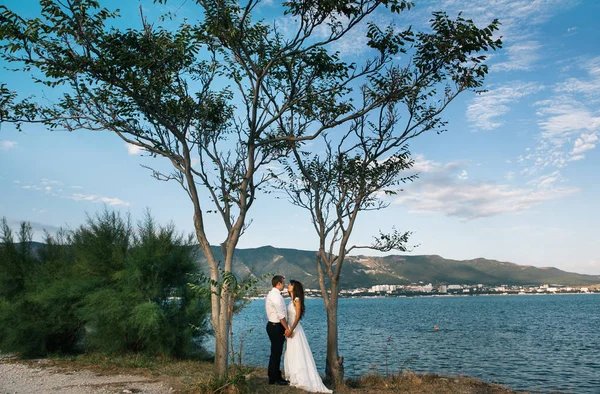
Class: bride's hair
290,280,306,320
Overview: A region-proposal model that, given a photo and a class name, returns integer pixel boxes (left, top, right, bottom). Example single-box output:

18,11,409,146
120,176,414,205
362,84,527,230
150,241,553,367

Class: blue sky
1,0,599,275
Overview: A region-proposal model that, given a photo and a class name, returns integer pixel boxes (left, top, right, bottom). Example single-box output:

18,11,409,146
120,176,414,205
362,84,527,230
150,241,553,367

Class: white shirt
265,287,287,323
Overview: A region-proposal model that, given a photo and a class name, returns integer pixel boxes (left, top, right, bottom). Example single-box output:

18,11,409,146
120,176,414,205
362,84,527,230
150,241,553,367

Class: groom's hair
272,275,285,287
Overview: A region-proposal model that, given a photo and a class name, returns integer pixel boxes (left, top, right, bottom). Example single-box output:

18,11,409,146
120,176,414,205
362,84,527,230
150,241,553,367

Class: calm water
215,294,600,393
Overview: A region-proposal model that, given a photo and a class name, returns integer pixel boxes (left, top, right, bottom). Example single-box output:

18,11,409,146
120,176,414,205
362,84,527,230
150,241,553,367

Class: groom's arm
274,295,290,332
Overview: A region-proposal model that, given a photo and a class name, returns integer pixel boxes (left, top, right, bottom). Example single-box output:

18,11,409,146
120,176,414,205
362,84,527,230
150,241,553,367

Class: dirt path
0,359,176,394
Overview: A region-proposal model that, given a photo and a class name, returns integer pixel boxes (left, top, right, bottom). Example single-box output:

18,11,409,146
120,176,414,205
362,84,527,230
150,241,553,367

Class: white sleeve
276,295,287,321
266,293,275,318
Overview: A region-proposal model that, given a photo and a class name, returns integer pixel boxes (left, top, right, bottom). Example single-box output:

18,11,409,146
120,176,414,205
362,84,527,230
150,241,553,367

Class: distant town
298,283,600,298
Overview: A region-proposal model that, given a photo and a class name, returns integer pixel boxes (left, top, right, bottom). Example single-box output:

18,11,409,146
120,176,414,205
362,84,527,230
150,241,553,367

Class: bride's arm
290,298,301,332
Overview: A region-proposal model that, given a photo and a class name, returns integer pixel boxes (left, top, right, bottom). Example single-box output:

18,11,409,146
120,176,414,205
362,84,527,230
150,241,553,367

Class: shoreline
248,291,600,300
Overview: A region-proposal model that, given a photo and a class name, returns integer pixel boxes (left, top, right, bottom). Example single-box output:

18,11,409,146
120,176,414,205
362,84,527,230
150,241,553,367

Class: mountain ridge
192,245,600,288
12,242,599,287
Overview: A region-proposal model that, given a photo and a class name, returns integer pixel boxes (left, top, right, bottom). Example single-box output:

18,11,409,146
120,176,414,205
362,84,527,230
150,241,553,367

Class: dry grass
15,355,527,394
344,371,527,394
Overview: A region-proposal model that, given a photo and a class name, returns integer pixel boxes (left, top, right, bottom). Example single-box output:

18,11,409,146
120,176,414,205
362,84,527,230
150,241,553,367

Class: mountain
193,245,600,288
10,242,599,287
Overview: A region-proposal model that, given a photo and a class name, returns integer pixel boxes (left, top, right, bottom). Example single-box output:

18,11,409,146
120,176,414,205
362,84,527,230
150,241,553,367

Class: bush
0,210,210,358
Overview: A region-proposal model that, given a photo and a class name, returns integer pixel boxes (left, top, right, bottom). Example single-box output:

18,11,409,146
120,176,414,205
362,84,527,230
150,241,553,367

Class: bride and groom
265,275,332,393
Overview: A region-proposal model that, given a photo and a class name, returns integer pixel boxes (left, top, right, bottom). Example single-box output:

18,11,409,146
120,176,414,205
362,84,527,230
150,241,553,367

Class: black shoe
268,377,289,385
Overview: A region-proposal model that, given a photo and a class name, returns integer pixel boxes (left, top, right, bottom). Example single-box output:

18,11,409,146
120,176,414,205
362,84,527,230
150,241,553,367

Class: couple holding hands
265,275,332,393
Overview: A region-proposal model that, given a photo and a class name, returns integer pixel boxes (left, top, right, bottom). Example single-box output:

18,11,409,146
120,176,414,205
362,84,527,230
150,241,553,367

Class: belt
267,321,282,325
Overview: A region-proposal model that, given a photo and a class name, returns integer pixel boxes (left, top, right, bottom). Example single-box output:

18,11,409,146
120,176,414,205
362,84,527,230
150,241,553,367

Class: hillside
193,245,600,288
12,242,600,287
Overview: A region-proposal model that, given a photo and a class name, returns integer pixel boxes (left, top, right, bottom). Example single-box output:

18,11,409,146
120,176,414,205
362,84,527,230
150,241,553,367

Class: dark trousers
266,322,285,382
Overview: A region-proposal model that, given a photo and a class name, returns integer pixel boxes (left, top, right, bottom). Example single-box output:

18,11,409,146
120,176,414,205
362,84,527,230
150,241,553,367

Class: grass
12,353,528,394
346,371,527,394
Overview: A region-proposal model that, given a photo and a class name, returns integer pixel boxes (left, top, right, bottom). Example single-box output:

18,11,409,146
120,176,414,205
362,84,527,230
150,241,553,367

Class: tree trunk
213,288,231,377
193,210,231,379
213,243,235,377
325,282,344,387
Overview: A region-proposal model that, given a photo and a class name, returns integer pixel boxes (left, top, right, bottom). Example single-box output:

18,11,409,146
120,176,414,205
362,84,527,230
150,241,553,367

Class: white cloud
571,133,598,155
556,78,600,97
396,182,577,221
504,171,515,181
438,0,578,74
569,154,585,162
555,57,600,97
329,19,370,57
97,197,130,206
409,155,439,174
458,170,468,180
70,193,131,207
0,141,17,150
440,0,575,28
71,193,96,202
527,171,562,189
518,57,600,173
70,185,84,189
467,82,544,130
394,156,578,221
41,178,62,186
537,102,600,143
22,185,42,191
45,186,52,193
492,41,541,72
125,143,145,155
273,0,576,68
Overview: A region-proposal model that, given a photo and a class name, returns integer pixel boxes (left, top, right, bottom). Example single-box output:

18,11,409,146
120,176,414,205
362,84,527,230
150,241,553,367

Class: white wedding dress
284,299,332,393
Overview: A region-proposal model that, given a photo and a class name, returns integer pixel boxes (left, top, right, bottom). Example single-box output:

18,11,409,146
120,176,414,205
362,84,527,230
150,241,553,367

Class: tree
278,12,501,386
0,219,36,300
0,0,422,377
0,211,210,358
74,210,209,356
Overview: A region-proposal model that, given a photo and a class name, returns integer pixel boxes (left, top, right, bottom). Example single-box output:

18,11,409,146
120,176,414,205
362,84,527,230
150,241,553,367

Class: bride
284,280,332,393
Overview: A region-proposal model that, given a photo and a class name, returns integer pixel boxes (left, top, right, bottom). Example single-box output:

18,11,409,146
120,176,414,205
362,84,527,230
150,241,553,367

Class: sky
1,0,599,275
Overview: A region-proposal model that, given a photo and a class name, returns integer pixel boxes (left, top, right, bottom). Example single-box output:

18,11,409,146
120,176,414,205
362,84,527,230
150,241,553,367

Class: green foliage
189,268,270,368
0,210,210,358
80,288,130,353
0,219,36,299
200,369,251,394
0,219,60,357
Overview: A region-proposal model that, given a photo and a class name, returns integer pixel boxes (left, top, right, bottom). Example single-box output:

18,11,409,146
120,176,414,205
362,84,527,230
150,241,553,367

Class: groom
265,275,290,385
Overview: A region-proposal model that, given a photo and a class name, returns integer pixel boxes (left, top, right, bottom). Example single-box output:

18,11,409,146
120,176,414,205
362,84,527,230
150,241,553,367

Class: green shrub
0,210,210,358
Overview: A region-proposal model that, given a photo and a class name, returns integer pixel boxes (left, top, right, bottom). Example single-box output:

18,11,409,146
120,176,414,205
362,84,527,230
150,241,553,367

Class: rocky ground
0,357,176,394
0,354,526,394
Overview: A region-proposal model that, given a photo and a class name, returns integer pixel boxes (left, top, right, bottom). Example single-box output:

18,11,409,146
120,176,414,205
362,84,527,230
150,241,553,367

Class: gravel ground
0,358,176,394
